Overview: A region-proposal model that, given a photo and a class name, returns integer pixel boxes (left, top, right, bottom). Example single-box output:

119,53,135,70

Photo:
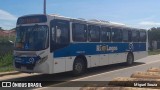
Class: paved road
1,54,160,90
38,54,160,90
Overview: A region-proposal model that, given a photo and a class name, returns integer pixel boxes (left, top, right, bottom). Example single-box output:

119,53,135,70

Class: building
0,30,16,37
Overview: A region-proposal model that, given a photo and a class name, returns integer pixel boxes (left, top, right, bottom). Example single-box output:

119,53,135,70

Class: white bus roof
18,14,145,30
48,14,143,30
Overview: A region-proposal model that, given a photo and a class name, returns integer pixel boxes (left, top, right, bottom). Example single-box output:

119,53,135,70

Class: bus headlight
37,56,48,65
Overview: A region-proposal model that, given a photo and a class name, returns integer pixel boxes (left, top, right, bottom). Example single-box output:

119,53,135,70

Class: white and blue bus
14,14,148,75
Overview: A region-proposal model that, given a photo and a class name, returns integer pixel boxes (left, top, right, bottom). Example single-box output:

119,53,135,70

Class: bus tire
126,53,134,65
72,58,85,76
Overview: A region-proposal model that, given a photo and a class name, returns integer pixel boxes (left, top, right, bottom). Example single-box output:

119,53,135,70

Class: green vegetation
148,27,160,42
0,52,14,72
148,27,160,50
0,36,15,43
148,50,160,55
0,35,15,72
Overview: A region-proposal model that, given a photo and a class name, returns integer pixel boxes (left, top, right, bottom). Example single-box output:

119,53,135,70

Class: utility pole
44,0,46,14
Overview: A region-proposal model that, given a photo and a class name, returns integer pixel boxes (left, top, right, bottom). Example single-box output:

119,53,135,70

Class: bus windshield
15,25,49,51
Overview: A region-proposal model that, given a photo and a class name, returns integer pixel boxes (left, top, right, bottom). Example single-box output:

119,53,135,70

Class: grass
0,65,14,72
148,49,160,55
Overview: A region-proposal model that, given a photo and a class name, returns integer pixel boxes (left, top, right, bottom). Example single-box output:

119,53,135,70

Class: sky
0,0,160,30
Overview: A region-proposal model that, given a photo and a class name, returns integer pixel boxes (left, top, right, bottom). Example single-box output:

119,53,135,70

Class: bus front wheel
126,53,134,65
72,58,85,76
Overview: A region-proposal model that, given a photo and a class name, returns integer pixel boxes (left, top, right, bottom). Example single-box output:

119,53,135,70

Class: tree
148,27,160,50
0,27,2,30
148,27,160,41
10,27,16,30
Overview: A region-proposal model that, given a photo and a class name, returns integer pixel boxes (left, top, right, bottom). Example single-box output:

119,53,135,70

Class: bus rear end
13,14,52,74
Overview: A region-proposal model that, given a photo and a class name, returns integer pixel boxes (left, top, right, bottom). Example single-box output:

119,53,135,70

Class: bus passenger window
140,31,146,42
55,22,69,44
72,23,87,42
132,30,139,42
50,19,70,52
51,27,55,40
128,30,132,42
112,28,122,42
88,25,100,42
122,29,129,42
101,27,111,42
56,28,62,43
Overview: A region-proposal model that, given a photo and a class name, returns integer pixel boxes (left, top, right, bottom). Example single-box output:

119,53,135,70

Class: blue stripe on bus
53,43,146,58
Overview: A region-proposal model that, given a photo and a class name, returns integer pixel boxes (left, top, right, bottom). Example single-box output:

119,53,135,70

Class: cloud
0,9,17,21
0,20,16,30
0,9,17,30
129,21,160,29
139,21,160,26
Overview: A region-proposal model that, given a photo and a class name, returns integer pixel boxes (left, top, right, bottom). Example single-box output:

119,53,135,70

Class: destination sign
17,15,47,25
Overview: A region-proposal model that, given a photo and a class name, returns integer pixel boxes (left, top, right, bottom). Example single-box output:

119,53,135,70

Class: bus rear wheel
72,58,85,76
126,53,134,65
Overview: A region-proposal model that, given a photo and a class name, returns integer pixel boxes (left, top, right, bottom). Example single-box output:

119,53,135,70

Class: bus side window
72,23,87,42
140,30,146,42
51,27,55,41
56,27,62,43
112,28,122,42
132,30,140,42
88,25,100,42
136,31,140,42
55,21,69,44
122,29,129,42
50,19,70,52
101,27,111,42
128,30,132,42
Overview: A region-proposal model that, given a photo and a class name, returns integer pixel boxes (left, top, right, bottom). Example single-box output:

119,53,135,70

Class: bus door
50,19,70,73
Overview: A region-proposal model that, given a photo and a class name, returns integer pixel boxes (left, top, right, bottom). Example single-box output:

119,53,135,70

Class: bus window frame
88,24,100,42
122,28,129,42
132,29,140,42
50,19,70,52
72,23,87,42
100,26,111,42
128,29,132,42
111,27,123,42
139,30,147,42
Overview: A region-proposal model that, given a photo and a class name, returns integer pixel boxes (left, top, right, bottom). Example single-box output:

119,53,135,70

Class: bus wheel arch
72,55,87,76
126,52,134,65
